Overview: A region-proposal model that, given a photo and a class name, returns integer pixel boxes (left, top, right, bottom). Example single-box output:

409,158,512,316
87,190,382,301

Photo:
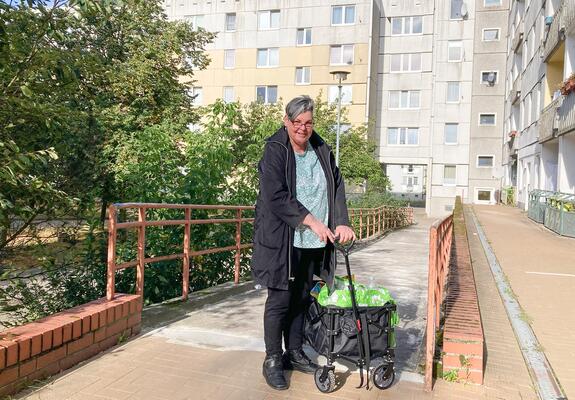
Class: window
330,45,354,65
444,123,458,144
190,87,202,105
389,90,420,109
295,67,311,85
225,13,236,31
223,86,234,103
184,15,203,30
484,0,501,6
403,176,419,186
297,28,312,46
477,155,494,167
450,0,464,19
479,113,496,125
480,71,498,85
257,48,279,67
446,82,460,102
391,16,423,35
387,127,419,145
448,41,463,62
331,5,355,25
328,85,352,104
443,165,456,185
224,49,235,69
256,86,277,104
476,189,493,203
258,10,280,30
390,53,422,72
482,28,500,41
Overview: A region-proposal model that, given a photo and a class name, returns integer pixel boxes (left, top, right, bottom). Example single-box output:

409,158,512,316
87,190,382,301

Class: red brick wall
442,200,485,384
0,294,141,396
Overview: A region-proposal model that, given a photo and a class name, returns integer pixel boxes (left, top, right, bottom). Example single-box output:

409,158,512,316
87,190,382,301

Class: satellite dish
487,71,496,85
460,2,468,18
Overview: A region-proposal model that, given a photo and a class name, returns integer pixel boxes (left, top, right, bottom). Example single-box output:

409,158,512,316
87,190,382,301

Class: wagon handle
333,237,355,256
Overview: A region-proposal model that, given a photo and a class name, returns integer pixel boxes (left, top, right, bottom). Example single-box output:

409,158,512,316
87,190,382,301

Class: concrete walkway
14,205,567,400
472,205,575,399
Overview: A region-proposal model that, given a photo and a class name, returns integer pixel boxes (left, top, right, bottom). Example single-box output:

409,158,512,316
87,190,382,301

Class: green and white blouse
293,143,329,249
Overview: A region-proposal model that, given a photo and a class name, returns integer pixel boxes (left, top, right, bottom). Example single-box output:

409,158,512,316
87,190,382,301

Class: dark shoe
262,353,288,390
283,348,319,374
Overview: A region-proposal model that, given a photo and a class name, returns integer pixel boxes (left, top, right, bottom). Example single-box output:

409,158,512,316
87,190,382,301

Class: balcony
557,90,575,136
512,24,524,53
538,96,563,143
543,0,575,61
510,76,521,105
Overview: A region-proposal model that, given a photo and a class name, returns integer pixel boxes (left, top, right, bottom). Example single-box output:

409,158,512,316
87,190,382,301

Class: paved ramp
143,208,433,382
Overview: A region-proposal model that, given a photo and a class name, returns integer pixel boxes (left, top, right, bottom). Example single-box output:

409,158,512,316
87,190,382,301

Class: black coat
251,126,351,290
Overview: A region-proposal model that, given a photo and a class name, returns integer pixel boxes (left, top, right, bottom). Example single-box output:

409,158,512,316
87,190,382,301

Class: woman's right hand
303,214,335,244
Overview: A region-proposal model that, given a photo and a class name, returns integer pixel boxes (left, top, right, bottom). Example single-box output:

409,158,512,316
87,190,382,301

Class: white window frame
256,48,279,68
328,85,353,105
295,66,311,85
330,44,354,65
448,41,463,62
258,10,280,30
223,86,234,103
184,15,204,30
390,16,423,36
388,90,421,109
190,87,203,105
331,5,355,26
446,81,460,103
224,49,235,69
225,13,236,32
387,127,420,146
256,85,278,104
479,113,497,126
443,165,457,186
482,28,500,41
477,155,495,168
480,70,499,85
444,123,459,145
475,187,495,204
390,53,422,73
484,0,501,7
296,27,312,46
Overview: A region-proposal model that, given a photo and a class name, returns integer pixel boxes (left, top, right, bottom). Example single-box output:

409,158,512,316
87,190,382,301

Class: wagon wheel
373,363,395,389
314,367,336,393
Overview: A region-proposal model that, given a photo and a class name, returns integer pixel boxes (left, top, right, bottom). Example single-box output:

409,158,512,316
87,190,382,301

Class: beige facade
165,0,381,125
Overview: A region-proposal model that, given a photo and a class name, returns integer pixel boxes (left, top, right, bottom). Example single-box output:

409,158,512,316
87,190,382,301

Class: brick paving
15,205,569,400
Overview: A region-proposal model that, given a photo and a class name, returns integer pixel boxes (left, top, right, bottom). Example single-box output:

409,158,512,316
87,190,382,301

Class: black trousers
264,247,324,356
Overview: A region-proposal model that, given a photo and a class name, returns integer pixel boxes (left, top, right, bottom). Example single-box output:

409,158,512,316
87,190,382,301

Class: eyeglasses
291,120,313,130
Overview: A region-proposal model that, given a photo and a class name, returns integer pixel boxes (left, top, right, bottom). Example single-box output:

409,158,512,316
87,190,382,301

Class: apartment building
377,0,508,215
165,0,509,216
503,0,575,209
163,0,382,126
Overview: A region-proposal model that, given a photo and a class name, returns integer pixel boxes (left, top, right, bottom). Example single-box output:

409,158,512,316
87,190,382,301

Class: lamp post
330,70,350,166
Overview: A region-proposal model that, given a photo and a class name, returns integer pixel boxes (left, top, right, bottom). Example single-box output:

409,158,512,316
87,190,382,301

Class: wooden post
182,208,191,300
378,207,381,235
359,209,363,240
234,209,242,284
425,226,438,392
136,207,146,297
106,205,117,301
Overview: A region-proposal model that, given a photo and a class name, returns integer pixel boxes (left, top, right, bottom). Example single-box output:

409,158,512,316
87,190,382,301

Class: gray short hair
285,95,314,121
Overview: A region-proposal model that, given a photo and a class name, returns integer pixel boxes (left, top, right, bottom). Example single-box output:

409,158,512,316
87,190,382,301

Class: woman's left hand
334,225,356,243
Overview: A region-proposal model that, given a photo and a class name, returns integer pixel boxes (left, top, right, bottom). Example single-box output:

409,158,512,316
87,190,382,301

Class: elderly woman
251,95,355,390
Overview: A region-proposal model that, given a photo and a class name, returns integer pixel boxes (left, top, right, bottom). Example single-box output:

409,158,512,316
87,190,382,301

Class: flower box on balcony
559,73,575,96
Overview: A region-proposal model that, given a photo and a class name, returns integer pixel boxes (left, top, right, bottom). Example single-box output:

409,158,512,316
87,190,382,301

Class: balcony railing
510,76,521,104
538,96,563,143
512,23,524,53
543,0,575,61
557,90,575,136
